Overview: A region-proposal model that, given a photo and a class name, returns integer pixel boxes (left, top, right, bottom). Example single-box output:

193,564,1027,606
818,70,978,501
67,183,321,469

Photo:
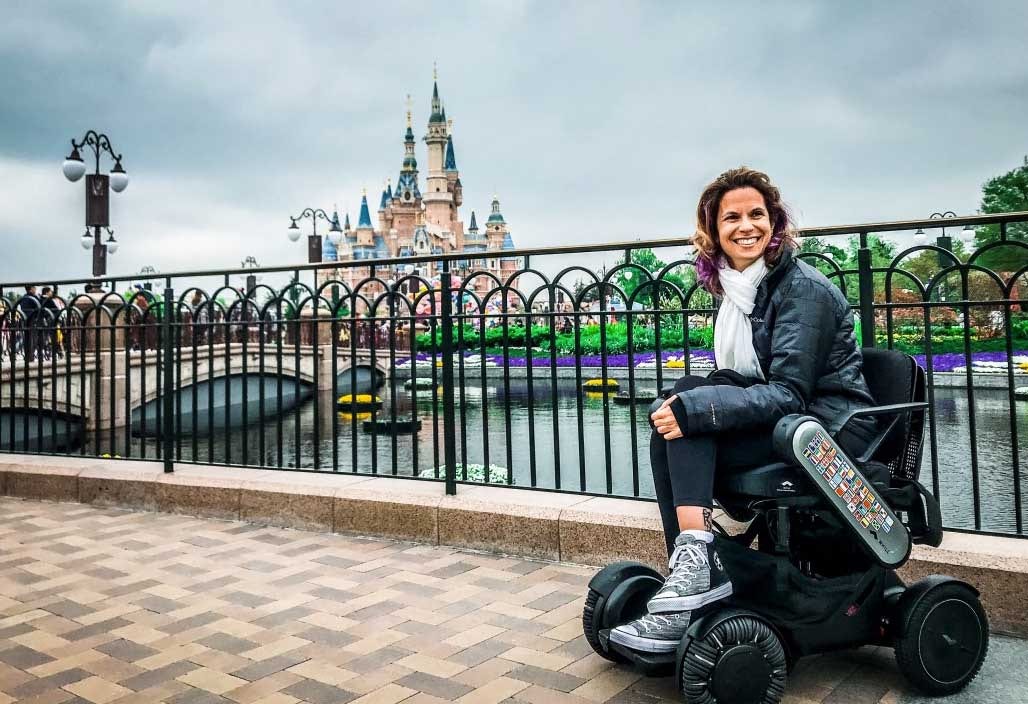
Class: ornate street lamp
62,130,128,278
286,208,342,264
139,265,159,291
241,255,261,293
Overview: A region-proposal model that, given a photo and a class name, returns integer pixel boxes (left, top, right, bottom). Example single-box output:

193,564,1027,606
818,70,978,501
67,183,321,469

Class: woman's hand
650,397,683,440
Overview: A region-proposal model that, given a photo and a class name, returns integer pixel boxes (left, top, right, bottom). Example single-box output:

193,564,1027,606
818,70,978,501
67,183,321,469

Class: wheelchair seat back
858,348,927,482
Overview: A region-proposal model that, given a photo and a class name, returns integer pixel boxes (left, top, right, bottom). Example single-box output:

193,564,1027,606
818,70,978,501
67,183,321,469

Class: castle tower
423,70,455,230
394,100,420,205
486,195,507,250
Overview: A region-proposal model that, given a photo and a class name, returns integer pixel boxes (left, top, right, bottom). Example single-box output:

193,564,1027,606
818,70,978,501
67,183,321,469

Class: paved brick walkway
0,499,1021,704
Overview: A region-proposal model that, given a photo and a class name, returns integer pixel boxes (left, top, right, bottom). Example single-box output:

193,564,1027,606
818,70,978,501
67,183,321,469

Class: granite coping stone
1,453,1027,635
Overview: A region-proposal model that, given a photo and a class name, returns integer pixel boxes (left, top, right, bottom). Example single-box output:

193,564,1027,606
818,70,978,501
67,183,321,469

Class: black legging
650,374,776,557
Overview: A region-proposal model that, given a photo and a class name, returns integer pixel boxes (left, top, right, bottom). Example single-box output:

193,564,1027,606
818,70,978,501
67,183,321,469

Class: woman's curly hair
692,167,797,295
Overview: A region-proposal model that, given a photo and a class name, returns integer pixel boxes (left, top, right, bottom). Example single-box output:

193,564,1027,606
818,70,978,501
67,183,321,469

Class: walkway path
0,499,1021,704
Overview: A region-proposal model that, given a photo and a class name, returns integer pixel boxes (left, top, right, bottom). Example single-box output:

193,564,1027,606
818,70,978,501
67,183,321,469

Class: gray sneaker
647,532,732,614
609,610,692,653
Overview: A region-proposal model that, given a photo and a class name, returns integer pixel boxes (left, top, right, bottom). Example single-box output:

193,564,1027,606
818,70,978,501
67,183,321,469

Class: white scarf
714,257,767,380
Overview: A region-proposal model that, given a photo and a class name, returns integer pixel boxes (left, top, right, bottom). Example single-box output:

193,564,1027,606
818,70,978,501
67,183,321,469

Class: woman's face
717,187,773,271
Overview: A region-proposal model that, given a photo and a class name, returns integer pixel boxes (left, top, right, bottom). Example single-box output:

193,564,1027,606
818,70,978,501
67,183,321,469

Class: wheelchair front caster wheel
582,562,664,663
895,582,988,696
679,613,787,704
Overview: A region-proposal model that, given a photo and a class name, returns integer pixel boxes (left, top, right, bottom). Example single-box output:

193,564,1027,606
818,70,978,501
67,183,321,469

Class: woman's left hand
651,398,683,440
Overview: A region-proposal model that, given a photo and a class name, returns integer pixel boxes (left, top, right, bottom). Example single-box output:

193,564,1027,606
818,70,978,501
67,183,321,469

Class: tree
973,156,1028,273
800,236,849,267
615,248,694,309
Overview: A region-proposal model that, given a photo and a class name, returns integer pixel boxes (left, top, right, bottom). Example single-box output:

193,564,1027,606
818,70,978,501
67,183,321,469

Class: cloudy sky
1,1,1026,285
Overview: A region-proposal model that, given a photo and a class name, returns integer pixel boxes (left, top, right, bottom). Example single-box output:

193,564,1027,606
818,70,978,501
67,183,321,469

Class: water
88,377,1026,536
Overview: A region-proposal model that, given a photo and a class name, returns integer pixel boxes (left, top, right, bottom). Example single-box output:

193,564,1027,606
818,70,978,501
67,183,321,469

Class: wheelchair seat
717,349,926,501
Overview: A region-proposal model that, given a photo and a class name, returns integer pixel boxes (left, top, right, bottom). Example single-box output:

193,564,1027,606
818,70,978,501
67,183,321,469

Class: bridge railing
1,210,1025,538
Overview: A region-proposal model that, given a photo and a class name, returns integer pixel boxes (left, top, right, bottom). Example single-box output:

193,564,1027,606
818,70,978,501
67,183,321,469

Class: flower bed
395,349,1028,372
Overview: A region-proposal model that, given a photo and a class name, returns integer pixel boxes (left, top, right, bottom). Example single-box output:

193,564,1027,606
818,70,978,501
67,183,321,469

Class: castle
320,74,521,299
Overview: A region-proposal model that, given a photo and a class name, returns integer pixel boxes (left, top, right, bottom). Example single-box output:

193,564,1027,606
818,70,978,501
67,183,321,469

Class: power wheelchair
582,349,988,703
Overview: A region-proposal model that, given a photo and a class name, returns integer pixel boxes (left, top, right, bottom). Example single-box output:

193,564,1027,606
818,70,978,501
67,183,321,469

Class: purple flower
912,351,1027,372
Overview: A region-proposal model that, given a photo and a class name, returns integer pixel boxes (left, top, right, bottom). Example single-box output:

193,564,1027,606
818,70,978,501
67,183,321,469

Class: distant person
41,287,61,359
16,285,41,361
129,290,145,350
189,291,209,345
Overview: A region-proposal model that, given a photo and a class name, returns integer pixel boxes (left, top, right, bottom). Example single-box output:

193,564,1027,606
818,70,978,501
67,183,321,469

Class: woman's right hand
650,397,684,440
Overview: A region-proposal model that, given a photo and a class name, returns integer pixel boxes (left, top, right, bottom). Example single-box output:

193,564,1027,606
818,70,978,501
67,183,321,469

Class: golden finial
405,94,412,127
433,62,438,81
447,118,453,135
362,186,367,196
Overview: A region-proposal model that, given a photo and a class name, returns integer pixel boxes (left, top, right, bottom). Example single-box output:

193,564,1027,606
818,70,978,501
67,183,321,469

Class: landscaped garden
409,320,1028,373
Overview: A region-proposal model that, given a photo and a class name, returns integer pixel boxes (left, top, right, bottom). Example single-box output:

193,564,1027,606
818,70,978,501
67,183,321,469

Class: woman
610,167,878,654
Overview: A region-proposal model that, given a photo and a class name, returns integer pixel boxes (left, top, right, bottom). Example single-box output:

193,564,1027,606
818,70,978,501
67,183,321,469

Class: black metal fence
2,211,1026,537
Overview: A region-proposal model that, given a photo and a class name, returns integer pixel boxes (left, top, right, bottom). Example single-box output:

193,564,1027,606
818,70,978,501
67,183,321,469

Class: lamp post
139,265,158,292
62,131,128,278
913,211,977,260
286,208,342,264
241,256,261,294
912,211,975,303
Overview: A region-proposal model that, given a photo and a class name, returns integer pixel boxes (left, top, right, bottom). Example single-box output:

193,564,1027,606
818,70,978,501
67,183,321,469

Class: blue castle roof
357,194,373,228
444,135,457,171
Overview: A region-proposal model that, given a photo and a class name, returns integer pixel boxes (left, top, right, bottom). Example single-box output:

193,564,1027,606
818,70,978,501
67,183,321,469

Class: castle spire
429,66,445,124
468,210,478,233
358,189,373,228
444,128,457,172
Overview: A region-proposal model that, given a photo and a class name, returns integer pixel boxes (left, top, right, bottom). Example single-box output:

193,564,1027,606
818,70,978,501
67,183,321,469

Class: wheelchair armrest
828,402,928,464
828,402,928,435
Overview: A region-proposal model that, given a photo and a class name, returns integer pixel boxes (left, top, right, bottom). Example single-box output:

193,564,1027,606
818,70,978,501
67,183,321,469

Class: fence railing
1,211,1026,538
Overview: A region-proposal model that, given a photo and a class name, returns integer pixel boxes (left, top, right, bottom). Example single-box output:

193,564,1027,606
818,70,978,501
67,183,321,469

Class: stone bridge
0,344,388,431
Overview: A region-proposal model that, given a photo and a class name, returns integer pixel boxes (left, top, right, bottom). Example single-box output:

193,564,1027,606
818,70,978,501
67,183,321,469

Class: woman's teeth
734,237,759,246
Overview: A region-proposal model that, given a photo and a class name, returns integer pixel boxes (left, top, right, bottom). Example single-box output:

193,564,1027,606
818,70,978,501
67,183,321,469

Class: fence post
162,285,175,472
857,231,875,349
440,260,458,495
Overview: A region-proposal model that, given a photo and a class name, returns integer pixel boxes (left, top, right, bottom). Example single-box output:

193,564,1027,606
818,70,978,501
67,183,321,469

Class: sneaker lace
665,542,708,587
640,613,683,629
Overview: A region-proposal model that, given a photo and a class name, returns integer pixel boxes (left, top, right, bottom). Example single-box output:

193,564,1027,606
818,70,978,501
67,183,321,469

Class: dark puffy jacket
676,248,877,443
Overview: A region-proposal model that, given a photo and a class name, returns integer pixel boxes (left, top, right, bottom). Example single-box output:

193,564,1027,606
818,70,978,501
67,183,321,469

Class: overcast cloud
1,0,1026,284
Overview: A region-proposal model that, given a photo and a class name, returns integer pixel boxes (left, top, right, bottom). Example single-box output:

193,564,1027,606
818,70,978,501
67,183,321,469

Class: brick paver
1,498,1022,704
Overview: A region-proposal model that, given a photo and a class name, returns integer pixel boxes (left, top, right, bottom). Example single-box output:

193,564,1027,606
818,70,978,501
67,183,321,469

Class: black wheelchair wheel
895,583,988,696
583,571,663,663
680,614,787,704
583,589,629,663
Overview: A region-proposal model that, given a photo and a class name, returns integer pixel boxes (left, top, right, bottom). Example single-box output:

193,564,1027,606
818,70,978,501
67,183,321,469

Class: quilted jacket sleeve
675,277,839,435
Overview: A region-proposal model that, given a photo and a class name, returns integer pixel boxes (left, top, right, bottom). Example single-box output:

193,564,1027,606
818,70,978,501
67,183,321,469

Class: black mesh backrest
859,348,926,481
